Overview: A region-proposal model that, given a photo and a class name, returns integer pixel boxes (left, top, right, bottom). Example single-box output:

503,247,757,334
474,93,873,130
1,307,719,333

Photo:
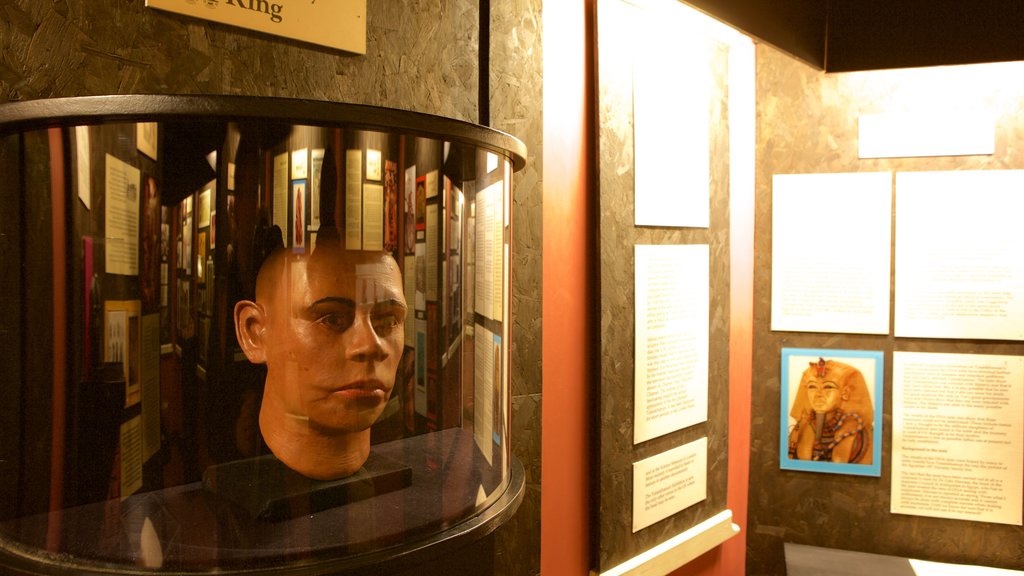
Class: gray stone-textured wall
490,1,543,575
0,2,541,575
0,0,478,120
748,42,1024,575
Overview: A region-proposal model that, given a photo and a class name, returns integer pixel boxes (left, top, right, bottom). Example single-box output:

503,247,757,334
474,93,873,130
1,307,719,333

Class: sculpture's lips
332,379,387,399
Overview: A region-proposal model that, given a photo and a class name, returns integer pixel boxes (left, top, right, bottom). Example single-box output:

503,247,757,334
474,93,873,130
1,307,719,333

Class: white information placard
344,149,363,250
136,122,158,161
771,172,892,334
290,147,308,180
310,148,324,230
104,154,141,276
892,352,1023,525
633,6,711,228
859,111,995,159
632,437,708,532
634,244,709,444
75,126,91,209
362,183,383,251
425,203,438,300
474,181,504,322
895,170,1024,340
272,152,288,238
474,325,499,466
146,0,366,54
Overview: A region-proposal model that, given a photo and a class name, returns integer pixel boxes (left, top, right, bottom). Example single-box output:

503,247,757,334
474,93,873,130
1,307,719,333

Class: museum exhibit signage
145,0,367,54
634,244,709,444
779,348,884,477
859,111,995,159
892,352,1023,526
593,0,750,574
894,170,1024,341
770,172,892,335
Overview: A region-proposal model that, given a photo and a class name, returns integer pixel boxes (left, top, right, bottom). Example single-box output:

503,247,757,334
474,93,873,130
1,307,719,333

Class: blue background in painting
780,347,884,477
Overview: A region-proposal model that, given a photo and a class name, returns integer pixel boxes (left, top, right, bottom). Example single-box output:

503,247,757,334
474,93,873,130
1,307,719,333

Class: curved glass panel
0,96,524,573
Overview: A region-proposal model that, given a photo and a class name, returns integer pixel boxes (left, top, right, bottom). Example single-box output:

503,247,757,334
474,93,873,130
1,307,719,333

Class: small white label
859,111,995,158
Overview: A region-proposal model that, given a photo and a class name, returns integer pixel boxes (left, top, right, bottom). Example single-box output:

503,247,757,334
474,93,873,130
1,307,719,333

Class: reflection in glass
234,237,409,480
0,101,523,573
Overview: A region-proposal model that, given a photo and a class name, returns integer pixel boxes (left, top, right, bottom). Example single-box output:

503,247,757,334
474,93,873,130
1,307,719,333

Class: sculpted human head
790,358,873,426
806,376,842,413
789,358,875,464
234,239,407,479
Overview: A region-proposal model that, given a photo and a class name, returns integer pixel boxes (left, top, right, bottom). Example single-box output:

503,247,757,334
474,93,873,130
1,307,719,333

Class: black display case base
1,429,524,575
202,452,412,522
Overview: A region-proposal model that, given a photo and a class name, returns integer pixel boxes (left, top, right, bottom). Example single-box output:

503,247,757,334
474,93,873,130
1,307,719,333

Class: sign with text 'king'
146,0,366,54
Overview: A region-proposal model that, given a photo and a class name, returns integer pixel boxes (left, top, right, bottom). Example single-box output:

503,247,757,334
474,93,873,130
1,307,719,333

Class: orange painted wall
541,0,594,573
541,1,752,574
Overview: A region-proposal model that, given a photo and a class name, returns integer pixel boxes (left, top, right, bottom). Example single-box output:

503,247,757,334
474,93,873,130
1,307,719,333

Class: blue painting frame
780,347,884,477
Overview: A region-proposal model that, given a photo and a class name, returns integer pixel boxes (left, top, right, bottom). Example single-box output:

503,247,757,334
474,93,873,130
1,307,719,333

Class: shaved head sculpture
234,237,407,480
787,358,874,464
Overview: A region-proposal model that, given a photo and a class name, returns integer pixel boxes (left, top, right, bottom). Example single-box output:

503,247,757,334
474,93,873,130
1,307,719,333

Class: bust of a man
233,239,407,480
788,358,874,464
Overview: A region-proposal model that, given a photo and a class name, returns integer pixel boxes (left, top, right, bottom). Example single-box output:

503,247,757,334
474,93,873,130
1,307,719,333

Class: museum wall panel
0,0,479,121
489,0,544,574
593,1,743,572
748,43,1024,574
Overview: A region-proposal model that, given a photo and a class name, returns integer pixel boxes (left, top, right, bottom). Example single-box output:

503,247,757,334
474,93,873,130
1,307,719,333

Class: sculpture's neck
259,408,371,481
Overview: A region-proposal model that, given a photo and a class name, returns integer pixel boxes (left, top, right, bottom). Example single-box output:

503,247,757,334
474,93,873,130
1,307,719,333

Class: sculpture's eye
370,300,407,336
307,299,357,333
318,311,355,333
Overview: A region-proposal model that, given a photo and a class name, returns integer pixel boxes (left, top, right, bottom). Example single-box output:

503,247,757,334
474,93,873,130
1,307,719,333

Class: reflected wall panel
0,96,527,575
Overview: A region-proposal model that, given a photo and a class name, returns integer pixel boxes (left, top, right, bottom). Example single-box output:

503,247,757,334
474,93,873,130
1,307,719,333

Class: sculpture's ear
234,300,268,364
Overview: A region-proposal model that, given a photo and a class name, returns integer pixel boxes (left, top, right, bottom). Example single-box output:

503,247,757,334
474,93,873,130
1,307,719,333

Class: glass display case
0,95,526,575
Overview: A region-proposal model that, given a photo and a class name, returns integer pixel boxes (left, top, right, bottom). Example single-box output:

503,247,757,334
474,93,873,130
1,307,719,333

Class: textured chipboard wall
593,1,733,569
0,2,543,576
490,1,543,575
0,0,478,120
748,43,1024,575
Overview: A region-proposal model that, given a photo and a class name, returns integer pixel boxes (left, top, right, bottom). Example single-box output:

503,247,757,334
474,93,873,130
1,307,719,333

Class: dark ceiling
685,0,1024,72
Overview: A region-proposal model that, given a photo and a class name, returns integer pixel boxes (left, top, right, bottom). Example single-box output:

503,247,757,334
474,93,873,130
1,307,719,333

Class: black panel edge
682,0,827,69
825,0,1024,72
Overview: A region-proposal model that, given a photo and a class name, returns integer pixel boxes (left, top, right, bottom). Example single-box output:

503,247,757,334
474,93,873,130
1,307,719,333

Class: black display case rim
0,459,524,576
0,92,527,576
0,94,528,171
